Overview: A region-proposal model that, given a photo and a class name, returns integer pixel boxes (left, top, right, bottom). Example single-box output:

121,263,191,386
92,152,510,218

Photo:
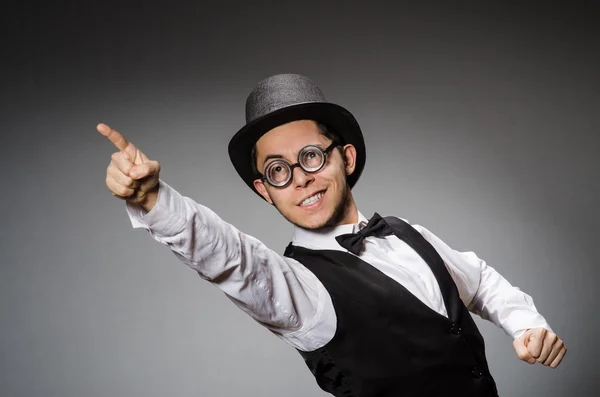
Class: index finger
97,123,130,151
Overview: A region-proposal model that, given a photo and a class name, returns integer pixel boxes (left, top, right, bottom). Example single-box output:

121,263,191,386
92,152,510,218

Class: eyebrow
262,144,327,165
263,154,284,165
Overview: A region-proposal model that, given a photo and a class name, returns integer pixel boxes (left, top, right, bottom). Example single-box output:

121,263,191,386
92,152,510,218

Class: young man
99,74,566,396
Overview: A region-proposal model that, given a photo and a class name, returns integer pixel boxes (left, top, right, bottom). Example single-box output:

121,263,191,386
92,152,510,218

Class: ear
253,178,274,204
341,144,357,176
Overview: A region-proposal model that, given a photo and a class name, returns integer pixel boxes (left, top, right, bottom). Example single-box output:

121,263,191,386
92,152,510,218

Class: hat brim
228,102,366,200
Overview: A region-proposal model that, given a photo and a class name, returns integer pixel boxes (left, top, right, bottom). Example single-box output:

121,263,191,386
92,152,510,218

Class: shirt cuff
125,179,187,239
505,311,554,339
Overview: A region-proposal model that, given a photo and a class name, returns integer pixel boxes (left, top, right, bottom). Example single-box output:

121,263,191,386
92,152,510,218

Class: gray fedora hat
228,73,366,199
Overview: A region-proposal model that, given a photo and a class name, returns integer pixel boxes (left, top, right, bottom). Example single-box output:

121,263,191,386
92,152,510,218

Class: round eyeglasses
260,142,339,187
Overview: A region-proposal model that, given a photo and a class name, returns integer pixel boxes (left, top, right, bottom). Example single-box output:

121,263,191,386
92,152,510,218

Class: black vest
283,216,499,397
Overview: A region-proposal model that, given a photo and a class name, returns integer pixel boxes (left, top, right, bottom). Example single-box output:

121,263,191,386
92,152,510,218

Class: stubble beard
274,180,352,231
320,181,351,229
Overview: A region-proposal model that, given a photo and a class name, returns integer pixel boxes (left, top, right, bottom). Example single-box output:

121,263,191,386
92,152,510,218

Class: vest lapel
382,216,463,323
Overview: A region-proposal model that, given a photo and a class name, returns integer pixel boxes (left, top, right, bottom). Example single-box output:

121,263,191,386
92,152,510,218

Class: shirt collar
291,210,370,251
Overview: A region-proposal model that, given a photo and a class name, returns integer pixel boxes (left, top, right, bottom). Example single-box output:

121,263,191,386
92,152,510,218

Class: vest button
449,323,462,334
471,367,483,378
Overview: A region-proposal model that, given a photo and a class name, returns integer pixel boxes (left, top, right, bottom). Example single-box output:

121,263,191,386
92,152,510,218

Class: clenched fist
98,123,161,212
513,327,566,368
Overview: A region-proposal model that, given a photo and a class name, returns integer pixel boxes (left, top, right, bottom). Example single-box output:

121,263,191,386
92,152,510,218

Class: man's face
253,120,358,230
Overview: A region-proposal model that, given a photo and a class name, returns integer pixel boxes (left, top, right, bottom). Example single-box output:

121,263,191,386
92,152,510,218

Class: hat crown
245,74,327,123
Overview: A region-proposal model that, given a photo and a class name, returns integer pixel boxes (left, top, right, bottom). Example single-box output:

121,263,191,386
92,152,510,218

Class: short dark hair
250,121,343,178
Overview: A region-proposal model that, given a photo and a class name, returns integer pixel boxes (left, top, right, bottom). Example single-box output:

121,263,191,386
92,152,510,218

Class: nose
292,165,314,188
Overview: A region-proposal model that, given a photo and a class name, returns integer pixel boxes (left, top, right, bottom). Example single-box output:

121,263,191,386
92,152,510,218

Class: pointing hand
97,123,161,211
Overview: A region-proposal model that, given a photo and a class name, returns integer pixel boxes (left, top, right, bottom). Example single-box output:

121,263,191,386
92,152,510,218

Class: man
98,74,566,396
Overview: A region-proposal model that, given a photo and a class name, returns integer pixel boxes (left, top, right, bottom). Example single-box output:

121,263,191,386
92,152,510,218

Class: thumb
130,160,159,180
121,143,146,166
120,142,141,164
137,148,150,164
513,337,535,364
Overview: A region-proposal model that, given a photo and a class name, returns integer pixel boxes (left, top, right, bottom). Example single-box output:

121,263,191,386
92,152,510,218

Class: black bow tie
335,213,394,255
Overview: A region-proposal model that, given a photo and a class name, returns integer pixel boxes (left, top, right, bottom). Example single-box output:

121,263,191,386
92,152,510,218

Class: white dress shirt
126,179,552,352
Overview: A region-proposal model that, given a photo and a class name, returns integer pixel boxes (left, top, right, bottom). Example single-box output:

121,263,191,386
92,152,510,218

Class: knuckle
116,185,130,196
123,175,134,186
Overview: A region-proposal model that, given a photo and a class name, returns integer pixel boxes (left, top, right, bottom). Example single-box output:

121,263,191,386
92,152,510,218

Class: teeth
300,192,324,206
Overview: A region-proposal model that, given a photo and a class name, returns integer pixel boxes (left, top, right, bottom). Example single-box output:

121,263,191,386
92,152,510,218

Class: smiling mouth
299,191,325,207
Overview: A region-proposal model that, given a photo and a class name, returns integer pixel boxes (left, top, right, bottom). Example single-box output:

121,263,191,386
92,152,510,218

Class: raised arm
97,123,332,352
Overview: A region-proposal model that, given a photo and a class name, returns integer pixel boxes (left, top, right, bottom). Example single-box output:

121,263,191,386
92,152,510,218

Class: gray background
2,1,598,396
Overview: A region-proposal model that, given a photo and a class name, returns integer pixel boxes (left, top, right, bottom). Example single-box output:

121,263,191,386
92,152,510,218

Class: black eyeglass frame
259,142,339,188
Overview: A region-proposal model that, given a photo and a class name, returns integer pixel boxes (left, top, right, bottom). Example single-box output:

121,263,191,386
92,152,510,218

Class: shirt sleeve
412,223,553,339
124,179,333,351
